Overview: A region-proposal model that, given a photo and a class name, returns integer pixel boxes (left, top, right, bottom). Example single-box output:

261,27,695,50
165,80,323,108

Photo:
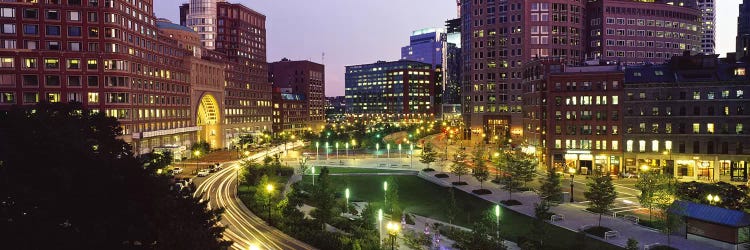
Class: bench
378,163,386,167
604,230,619,240
550,214,564,222
623,215,639,224
391,164,398,168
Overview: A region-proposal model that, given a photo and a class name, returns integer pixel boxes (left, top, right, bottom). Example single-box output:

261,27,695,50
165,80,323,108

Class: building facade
697,0,715,55
586,0,702,64
345,60,436,123
522,60,624,174
182,1,273,147
180,0,219,50
0,0,201,154
268,58,325,133
271,87,306,133
325,96,345,123
623,54,749,182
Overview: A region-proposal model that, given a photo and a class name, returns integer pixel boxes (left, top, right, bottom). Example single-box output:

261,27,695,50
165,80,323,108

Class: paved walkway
301,157,722,250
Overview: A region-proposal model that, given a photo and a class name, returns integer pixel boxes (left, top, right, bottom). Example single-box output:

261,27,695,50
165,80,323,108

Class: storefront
552,150,620,175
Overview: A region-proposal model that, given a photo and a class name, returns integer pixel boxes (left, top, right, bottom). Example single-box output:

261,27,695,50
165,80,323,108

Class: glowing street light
311,166,315,186
345,142,349,159
345,188,350,214
248,243,261,250
193,150,201,171
495,205,501,240
707,194,721,205
386,221,401,250
383,181,388,210
378,209,383,243
569,168,576,203
398,143,402,159
325,142,329,160
336,142,339,160
410,143,414,168
376,143,380,158
265,184,274,224
316,142,320,160
387,143,391,158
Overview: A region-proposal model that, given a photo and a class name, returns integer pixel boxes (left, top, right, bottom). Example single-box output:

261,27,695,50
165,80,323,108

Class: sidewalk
419,170,723,250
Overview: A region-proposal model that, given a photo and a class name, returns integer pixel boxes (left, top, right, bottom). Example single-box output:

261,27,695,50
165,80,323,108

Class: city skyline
154,0,743,97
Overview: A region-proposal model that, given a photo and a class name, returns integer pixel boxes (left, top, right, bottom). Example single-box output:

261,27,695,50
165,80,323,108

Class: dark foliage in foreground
0,102,230,249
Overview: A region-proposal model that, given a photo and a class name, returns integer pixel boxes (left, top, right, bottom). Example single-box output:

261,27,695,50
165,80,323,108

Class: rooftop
670,200,750,227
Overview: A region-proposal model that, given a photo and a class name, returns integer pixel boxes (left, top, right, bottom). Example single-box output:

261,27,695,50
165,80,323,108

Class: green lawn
302,175,621,250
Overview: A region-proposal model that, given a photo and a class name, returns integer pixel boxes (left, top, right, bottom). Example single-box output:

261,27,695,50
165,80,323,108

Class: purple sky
154,0,741,97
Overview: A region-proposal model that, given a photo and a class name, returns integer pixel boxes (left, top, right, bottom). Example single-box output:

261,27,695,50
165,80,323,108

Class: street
194,143,314,250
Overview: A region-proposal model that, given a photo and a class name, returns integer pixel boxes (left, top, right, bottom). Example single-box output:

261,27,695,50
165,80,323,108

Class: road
194,143,314,250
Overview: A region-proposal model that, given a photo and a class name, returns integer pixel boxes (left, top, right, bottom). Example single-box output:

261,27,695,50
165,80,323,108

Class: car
208,166,217,173
621,172,638,179
172,167,183,174
197,169,210,177
175,177,192,186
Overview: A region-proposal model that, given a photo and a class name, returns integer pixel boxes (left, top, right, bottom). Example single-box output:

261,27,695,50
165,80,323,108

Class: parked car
197,169,210,177
172,167,183,174
621,172,638,179
175,177,192,186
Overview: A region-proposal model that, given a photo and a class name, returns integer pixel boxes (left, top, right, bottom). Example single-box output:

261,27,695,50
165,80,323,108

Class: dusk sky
154,0,743,97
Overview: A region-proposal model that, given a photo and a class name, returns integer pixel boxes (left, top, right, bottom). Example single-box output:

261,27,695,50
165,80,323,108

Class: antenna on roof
322,52,325,65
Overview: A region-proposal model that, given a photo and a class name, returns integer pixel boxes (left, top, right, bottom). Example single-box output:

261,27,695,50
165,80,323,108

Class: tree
538,168,562,206
190,141,211,156
238,134,254,149
454,215,507,250
450,151,470,183
499,154,535,200
385,177,400,216
311,166,336,230
471,148,490,189
636,173,674,221
447,188,458,224
584,172,617,227
139,150,173,172
419,142,438,170
528,202,552,249
626,238,639,250
658,203,685,247
0,102,229,249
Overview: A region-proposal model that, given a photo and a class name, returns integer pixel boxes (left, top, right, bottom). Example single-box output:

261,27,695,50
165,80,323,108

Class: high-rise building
181,1,273,144
444,18,462,106
698,0,716,55
586,0,702,64
269,59,326,133
271,87,306,134
622,54,749,182
738,0,750,61
345,60,436,123
461,0,587,143
0,0,201,154
180,0,221,50
401,28,445,68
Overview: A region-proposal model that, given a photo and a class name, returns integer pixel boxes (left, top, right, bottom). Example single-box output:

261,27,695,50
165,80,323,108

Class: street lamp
345,142,349,159
248,243,260,250
569,168,576,203
265,184,274,224
316,142,319,160
351,139,357,160
387,143,391,158
386,221,401,250
398,143,402,159
194,150,201,171
410,143,414,168
383,181,388,210
707,194,721,205
495,205,501,240
376,143,380,158
378,209,383,243
345,188,350,214
336,142,339,160
326,142,329,160
311,166,315,186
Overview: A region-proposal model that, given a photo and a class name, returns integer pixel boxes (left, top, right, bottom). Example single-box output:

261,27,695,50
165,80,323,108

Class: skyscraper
738,0,750,60
698,0,716,55
401,28,446,68
269,59,326,133
181,0,222,50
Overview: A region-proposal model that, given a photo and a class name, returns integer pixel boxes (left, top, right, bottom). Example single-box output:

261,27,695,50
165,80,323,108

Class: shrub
422,168,435,172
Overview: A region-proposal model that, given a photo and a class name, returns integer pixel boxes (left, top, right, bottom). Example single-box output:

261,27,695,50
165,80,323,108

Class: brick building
522,59,624,174
271,87,306,134
622,54,749,182
268,58,325,134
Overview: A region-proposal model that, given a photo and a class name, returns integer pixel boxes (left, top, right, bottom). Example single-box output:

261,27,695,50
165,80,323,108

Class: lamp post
383,181,388,210
376,143,380,158
336,142,339,160
265,184,274,224
345,142,349,159
495,205,501,240
378,209,383,244
351,139,356,160
386,221,400,250
410,143,414,168
194,150,201,171
569,168,576,203
311,166,315,186
345,188,350,214
325,142,329,160
316,142,319,160
387,143,391,158
398,143,402,159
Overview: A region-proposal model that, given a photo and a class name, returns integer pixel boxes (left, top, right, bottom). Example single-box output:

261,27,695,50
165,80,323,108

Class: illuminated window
707,123,715,134
693,123,700,133
626,140,633,152
612,141,619,150
87,92,99,104
652,140,659,152
46,92,60,102
639,140,646,152
0,57,14,68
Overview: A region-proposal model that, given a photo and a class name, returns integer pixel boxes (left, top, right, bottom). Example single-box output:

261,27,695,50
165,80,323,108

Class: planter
452,181,468,186
500,199,522,206
471,189,492,195
435,173,449,178
422,168,435,172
